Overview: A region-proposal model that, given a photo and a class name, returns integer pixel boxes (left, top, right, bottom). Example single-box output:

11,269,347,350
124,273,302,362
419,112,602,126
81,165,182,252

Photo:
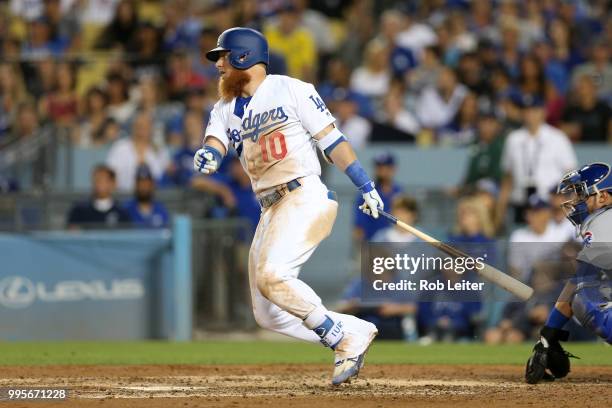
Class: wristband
345,160,374,193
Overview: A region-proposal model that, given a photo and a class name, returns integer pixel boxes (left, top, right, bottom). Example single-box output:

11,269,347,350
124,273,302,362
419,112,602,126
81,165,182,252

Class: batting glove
193,146,223,175
359,184,383,219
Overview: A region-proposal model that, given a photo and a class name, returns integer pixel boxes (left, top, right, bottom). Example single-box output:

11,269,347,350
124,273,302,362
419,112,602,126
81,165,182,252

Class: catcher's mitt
525,327,578,384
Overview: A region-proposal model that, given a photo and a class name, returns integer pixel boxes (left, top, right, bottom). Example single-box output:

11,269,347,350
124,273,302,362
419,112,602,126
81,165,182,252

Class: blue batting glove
193,146,222,175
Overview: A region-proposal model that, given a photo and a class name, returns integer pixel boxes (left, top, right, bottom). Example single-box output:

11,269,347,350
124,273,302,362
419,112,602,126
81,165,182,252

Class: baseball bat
377,209,534,301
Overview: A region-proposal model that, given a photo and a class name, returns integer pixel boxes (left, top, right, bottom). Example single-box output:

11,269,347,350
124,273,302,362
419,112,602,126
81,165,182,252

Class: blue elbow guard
345,160,374,193
323,136,346,156
318,127,347,160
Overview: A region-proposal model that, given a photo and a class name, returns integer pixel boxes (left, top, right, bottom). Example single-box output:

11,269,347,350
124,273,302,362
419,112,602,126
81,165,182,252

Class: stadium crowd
1,0,611,342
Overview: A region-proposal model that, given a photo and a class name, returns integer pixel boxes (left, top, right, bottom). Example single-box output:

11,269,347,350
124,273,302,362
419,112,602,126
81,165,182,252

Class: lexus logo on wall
0,276,145,309
0,276,36,308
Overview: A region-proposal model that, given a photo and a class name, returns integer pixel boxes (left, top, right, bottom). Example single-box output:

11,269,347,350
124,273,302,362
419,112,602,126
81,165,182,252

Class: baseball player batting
193,27,380,385
525,162,612,384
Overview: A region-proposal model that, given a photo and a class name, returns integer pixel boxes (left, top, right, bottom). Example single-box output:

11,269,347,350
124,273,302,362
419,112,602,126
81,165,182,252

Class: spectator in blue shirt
21,17,68,59
353,152,402,242
447,196,496,252
417,299,481,342
416,257,482,342
67,165,131,229
124,165,170,229
193,156,260,235
165,109,231,187
219,156,260,234
166,108,204,186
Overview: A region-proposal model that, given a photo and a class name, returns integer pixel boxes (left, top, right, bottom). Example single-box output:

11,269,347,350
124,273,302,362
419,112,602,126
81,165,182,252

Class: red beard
218,69,250,102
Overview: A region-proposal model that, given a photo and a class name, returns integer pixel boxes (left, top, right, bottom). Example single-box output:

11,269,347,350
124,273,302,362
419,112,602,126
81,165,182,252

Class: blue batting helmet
206,27,269,70
557,162,612,227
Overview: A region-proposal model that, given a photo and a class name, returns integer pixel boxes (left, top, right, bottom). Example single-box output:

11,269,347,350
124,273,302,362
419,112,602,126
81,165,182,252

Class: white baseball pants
249,175,363,343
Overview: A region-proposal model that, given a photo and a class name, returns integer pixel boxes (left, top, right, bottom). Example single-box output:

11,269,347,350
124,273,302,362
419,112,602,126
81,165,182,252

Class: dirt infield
1,364,610,408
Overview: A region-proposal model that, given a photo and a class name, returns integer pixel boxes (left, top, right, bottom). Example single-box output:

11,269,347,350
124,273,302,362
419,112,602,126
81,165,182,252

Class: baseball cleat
331,321,377,386
332,354,365,385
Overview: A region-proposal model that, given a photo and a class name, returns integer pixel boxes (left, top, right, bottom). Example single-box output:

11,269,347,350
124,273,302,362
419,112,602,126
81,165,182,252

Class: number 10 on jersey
259,131,287,162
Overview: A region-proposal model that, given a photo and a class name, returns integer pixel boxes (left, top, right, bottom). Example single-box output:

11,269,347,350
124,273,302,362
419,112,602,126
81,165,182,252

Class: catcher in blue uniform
525,162,612,384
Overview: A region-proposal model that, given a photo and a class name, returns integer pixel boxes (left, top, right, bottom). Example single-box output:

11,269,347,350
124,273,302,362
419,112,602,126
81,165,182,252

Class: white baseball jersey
201,74,375,349
204,75,336,194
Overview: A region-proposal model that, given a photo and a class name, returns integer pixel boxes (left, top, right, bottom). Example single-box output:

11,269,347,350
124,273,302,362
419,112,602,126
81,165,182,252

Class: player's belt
258,178,302,208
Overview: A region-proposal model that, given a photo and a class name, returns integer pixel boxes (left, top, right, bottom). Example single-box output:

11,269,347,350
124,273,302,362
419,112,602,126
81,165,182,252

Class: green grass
0,341,609,366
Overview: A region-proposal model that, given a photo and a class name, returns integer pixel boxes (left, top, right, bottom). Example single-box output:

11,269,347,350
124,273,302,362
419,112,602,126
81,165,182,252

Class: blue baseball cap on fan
526,194,550,210
135,164,154,181
517,93,545,109
373,152,396,166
